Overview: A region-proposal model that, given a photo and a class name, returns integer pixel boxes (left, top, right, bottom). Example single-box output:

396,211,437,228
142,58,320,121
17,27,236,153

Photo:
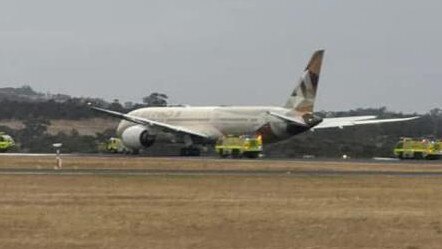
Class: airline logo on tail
285,50,324,113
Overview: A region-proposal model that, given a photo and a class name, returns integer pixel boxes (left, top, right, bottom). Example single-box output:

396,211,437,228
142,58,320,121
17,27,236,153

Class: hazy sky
0,0,440,113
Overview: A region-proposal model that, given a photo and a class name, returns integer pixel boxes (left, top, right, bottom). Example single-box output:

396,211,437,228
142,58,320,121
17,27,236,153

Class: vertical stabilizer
284,50,324,113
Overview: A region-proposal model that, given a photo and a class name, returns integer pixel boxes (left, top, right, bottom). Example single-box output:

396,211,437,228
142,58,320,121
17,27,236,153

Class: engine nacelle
121,125,156,149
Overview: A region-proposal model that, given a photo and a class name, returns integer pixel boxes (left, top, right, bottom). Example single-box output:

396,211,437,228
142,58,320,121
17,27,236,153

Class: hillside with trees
0,86,169,153
0,86,440,157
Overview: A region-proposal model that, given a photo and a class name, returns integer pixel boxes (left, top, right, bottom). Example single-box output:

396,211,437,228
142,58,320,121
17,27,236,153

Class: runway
1,152,441,164
2,167,442,177
1,153,441,177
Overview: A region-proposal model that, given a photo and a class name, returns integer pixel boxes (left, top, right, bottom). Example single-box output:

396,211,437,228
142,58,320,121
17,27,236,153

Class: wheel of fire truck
243,152,260,159
231,149,241,158
423,153,439,160
413,152,423,159
397,152,403,159
218,149,228,158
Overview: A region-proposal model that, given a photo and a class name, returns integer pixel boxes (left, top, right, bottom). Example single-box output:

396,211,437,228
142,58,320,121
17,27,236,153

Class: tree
142,93,168,107
124,101,134,110
109,99,124,112
95,129,116,143
21,118,50,139
17,117,51,152
429,108,441,137
16,85,37,95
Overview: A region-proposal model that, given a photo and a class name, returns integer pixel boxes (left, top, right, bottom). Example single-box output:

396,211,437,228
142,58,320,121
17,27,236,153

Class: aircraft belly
173,123,222,139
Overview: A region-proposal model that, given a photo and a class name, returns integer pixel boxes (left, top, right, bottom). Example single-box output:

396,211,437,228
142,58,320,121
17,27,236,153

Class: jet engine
121,125,156,149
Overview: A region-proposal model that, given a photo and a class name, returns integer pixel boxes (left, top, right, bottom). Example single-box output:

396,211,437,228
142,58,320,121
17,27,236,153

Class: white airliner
91,50,418,155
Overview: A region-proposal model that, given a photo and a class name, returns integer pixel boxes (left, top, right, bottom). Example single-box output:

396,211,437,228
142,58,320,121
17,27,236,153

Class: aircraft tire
413,152,423,160
231,149,241,159
244,152,260,159
180,147,201,157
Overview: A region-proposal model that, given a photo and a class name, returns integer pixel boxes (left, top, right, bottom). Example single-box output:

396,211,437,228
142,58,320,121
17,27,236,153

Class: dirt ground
0,118,118,135
0,156,442,249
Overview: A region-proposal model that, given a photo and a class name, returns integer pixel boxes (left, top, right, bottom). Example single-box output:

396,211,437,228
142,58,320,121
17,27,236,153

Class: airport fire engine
215,135,263,158
394,137,442,160
0,132,15,152
99,137,131,154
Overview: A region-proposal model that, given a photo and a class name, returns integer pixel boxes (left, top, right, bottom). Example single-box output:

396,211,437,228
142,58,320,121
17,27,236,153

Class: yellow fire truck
98,137,131,154
215,135,263,158
0,132,15,152
394,137,442,160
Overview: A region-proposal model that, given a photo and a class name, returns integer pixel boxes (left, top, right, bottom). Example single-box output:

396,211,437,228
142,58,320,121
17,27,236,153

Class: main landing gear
180,147,201,156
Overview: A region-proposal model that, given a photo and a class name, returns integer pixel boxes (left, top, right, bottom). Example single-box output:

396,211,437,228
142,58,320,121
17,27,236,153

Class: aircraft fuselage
116,106,311,144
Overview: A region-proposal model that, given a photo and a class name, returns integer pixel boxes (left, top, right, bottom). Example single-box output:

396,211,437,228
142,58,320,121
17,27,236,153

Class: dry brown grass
1,174,442,249
47,118,118,135
0,118,118,135
0,156,442,248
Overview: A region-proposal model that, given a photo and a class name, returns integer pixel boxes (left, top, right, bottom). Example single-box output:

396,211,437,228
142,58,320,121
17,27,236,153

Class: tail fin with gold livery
284,50,324,113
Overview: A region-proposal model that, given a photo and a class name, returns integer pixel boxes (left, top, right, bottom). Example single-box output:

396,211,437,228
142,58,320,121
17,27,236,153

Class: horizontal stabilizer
267,111,309,127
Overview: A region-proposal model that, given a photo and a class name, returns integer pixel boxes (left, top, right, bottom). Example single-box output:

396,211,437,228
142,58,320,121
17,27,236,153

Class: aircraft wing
90,106,209,139
313,116,419,129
